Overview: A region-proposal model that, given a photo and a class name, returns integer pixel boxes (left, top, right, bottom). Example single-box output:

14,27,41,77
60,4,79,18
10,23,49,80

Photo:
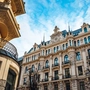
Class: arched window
63,44,64,50
88,36,90,43
54,58,58,65
84,37,87,44
38,63,40,70
54,47,56,53
48,49,50,54
69,40,71,46
84,27,87,33
57,46,59,51
46,50,48,55
45,60,49,68
64,55,68,62
66,43,68,48
76,52,81,60
25,66,28,73
77,40,80,46
32,65,35,72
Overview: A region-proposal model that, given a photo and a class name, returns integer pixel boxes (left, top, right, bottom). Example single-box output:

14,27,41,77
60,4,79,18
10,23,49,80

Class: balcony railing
52,76,59,80
43,66,50,69
0,39,18,60
63,74,71,79
42,78,49,82
62,60,71,65
52,63,59,67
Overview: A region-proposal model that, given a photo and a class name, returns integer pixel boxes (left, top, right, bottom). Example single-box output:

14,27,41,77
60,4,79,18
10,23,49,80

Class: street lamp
28,68,39,90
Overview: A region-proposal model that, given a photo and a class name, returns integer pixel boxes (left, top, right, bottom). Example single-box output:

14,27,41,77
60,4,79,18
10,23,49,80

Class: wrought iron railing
0,38,18,60
52,63,59,67
42,78,49,82
62,60,71,65
52,76,59,80
62,74,71,79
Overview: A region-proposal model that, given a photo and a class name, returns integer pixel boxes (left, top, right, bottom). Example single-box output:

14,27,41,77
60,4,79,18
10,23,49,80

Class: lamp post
28,68,39,90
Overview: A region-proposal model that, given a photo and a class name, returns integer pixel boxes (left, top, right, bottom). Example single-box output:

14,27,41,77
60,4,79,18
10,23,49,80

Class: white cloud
10,0,90,57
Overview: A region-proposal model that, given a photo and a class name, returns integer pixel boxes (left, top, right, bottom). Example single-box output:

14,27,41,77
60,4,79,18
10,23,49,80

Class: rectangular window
74,41,76,46
0,61,2,69
80,81,85,90
54,70,58,80
54,84,58,90
66,43,68,48
78,66,83,76
44,86,48,90
23,77,27,85
66,83,70,90
65,68,70,78
77,40,80,46
45,72,48,81
76,52,81,60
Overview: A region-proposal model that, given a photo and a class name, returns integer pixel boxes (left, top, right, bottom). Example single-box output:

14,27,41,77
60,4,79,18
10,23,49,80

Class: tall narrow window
45,72,48,81
65,68,70,78
69,40,71,46
57,46,59,51
88,36,90,43
54,84,58,90
88,49,90,59
84,27,87,33
45,60,49,68
63,44,64,50
74,41,76,46
84,37,87,44
64,55,69,63
54,58,58,66
66,83,71,90
54,70,58,80
48,49,50,54
77,40,80,46
25,66,28,73
80,81,85,90
78,66,83,76
44,85,48,90
46,50,48,55
54,47,56,53
38,63,40,70
66,43,68,48
76,52,81,60
32,65,35,72
23,78,27,85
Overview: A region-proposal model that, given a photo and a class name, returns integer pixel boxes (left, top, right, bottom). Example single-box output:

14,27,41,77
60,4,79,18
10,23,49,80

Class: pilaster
0,79,6,90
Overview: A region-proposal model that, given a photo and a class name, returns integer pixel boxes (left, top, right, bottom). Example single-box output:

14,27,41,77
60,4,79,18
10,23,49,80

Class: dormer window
84,27,87,33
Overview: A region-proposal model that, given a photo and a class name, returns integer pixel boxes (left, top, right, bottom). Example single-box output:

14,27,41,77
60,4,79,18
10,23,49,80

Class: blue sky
11,0,90,57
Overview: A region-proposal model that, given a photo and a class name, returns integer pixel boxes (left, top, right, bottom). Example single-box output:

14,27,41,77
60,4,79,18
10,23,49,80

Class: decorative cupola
81,22,90,33
54,26,59,33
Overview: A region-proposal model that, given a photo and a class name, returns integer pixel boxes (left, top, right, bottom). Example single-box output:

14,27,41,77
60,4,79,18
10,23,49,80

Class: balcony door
54,70,58,79
5,68,16,90
65,68,70,78
45,72,48,81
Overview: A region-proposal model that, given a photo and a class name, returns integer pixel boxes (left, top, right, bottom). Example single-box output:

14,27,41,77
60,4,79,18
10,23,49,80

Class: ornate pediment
50,26,64,43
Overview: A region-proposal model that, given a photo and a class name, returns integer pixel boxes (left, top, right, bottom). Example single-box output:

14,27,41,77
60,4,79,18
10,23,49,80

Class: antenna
43,33,45,42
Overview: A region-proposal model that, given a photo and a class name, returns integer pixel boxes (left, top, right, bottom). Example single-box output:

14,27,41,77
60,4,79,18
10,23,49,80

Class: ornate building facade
0,0,25,90
19,23,90,90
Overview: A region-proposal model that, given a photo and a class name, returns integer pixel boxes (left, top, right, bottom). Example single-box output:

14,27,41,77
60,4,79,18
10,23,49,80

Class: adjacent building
19,23,90,90
0,0,25,90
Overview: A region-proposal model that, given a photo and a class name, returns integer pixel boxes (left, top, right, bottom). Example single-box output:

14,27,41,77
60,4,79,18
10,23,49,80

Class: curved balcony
0,38,18,60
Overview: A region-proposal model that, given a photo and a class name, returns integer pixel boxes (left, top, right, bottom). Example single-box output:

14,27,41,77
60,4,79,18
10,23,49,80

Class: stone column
68,51,76,77
48,83,54,90
81,48,87,71
0,79,6,90
59,81,64,90
59,53,62,79
49,56,53,81
71,80,78,90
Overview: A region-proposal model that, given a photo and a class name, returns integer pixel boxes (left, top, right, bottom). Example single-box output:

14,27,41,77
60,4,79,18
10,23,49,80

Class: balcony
42,66,50,71
0,39,18,60
62,60,71,67
42,78,49,82
52,76,59,81
52,63,59,69
63,74,71,79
